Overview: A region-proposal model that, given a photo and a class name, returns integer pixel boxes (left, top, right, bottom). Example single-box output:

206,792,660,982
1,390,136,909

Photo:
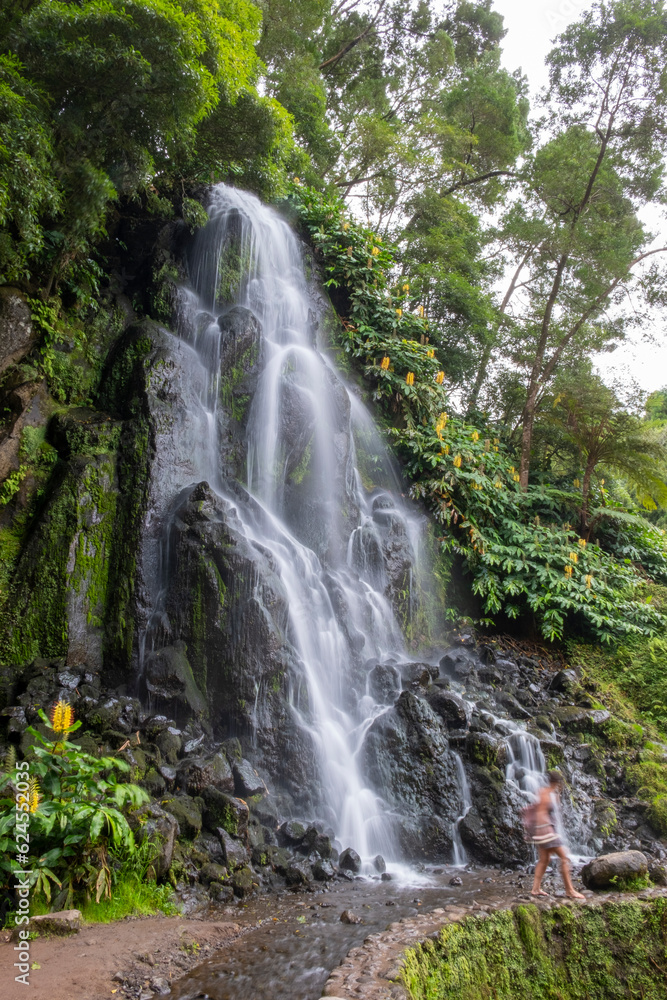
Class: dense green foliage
401,899,667,1000
288,181,667,643
0,703,150,913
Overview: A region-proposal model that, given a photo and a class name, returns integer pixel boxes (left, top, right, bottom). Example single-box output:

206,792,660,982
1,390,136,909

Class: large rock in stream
581,851,648,889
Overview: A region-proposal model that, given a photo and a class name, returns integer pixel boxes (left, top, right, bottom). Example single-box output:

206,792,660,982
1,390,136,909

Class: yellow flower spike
371,246,380,257
444,444,450,455
435,371,444,384
396,308,403,318
578,538,587,548
342,222,350,231
380,356,390,370
585,574,593,588
484,439,490,452
427,349,435,359
509,466,515,474
569,551,578,564
418,305,425,317
600,479,605,486
573,478,580,488
471,431,479,442
493,446,499,453
513,473,520,482
402,283,410,292
28,777,40,814
346,247,353,257
493,438,500,445
51,699,74,734
564,564,573,578
453,454,462,468
405,371,414,386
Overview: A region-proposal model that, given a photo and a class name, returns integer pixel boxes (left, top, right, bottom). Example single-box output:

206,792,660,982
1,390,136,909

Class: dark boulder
178,752,234,795
312,858,335,881
368,662,401,704
285,860,313,886
0,286,34,372
202,787,249,840
279,821,306,846
428,689,468,729
231,866,256,897
581,851,648,889
372,854,386,874
162,795,202,839
439,647,476,680
233,758,267,797
127,803,177,878
555,706,611,733
339,848,361,873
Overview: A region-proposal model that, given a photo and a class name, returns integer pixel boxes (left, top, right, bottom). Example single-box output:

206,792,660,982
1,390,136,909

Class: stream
169,865,560,1000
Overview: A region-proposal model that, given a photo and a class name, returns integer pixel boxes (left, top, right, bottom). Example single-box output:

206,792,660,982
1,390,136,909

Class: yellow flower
427,349,435,358
493,438,500,445
444,444,450,455
293,176,301,184
585,574,593,588
342,221,350,231
484,439,490,452
453,454,462,468
380,356,390,370
509,466,515,474
578,538,587,548
346,246,353,256
396,308,403,318
418,305,425,317
28,777,40,814
367,257,373,267
564,564,573,578
51,699,74,734
371,246,380,256
513,473,520,482
569,551,578,564
435,412,448,438
402,283,410,292
600,479,605,486
435,371,444,384
406,371,414,386
573,478,580,488
494,479,503,489
471,430,479,442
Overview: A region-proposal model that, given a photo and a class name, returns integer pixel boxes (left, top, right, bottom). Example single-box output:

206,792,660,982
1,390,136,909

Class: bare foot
530,890,549,896
566,891,585,899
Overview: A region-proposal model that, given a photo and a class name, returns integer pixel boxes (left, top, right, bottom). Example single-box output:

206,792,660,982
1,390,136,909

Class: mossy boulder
162,794,203,839
202,787,249,840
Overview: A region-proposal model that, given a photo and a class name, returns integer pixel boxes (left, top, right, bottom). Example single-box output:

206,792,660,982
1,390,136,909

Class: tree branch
320,0,387,72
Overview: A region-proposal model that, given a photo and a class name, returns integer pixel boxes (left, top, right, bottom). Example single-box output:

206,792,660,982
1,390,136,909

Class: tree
549,374,667,534
480,1,667,489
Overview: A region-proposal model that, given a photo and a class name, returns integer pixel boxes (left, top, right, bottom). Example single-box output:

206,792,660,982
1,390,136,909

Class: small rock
233,758,267,798
449,875,463,886
217,828,249,870
30,910,82,935
372,854,386,874
286,860,313,886
381,872,393,881
279,820,306,846
339,847,361,873
151,978,171,996
312,858,335,881
649,861,667,886
340,909,362,924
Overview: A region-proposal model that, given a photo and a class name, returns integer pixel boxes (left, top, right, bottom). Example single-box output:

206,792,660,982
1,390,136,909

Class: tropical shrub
0,701,148,914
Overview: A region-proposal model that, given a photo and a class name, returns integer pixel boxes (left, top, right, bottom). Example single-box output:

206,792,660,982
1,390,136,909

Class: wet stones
217,828,250,871
439,647,476,680
312,858,335,880
285,860,313,886
232,758,267,797
340,910,362,924
372,854,387,874
555,706,611,733
162,795,202,840
202,788,249,840
368,662,401,704
581,850,648,889
127,803,177,878
339,848,362,873
427,689,468,729
400,662,435,690
178,752,234,795
279,820,306,847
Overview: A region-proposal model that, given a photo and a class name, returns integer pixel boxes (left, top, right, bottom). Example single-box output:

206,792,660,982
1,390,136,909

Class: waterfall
146,184,426,859
452,753,472,866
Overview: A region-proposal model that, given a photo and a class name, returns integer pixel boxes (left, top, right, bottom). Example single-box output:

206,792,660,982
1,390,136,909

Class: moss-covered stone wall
401,898,667,1000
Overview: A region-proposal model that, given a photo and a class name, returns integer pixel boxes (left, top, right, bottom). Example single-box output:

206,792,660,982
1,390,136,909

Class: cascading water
143,184,427,861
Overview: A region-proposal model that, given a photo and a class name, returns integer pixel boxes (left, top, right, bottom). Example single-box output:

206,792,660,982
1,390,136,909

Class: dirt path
0,915,243,1000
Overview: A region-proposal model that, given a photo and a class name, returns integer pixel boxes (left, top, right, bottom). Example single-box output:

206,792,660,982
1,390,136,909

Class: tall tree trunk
519,387,539,490
580,457,596,538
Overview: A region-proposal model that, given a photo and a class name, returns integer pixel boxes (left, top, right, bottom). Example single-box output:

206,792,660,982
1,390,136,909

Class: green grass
80,876,178,923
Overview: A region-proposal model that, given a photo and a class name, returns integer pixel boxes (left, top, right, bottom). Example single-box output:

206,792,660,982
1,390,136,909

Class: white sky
492,0,667,397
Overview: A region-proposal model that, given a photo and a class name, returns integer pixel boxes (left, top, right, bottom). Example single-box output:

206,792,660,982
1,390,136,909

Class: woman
530,770,585,899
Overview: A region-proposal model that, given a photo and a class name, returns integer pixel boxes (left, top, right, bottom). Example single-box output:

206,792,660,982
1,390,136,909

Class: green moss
402,900,667,1000
289,437,312,485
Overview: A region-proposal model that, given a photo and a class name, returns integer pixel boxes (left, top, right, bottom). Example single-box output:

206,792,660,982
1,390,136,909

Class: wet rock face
362,691,460,859
0,287,34,373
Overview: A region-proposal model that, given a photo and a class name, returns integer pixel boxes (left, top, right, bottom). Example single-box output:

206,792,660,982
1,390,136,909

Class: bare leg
531,848,551,895
555,846,584,899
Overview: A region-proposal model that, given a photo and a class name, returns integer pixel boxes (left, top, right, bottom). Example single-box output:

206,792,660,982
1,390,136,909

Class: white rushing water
155,184,429,861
